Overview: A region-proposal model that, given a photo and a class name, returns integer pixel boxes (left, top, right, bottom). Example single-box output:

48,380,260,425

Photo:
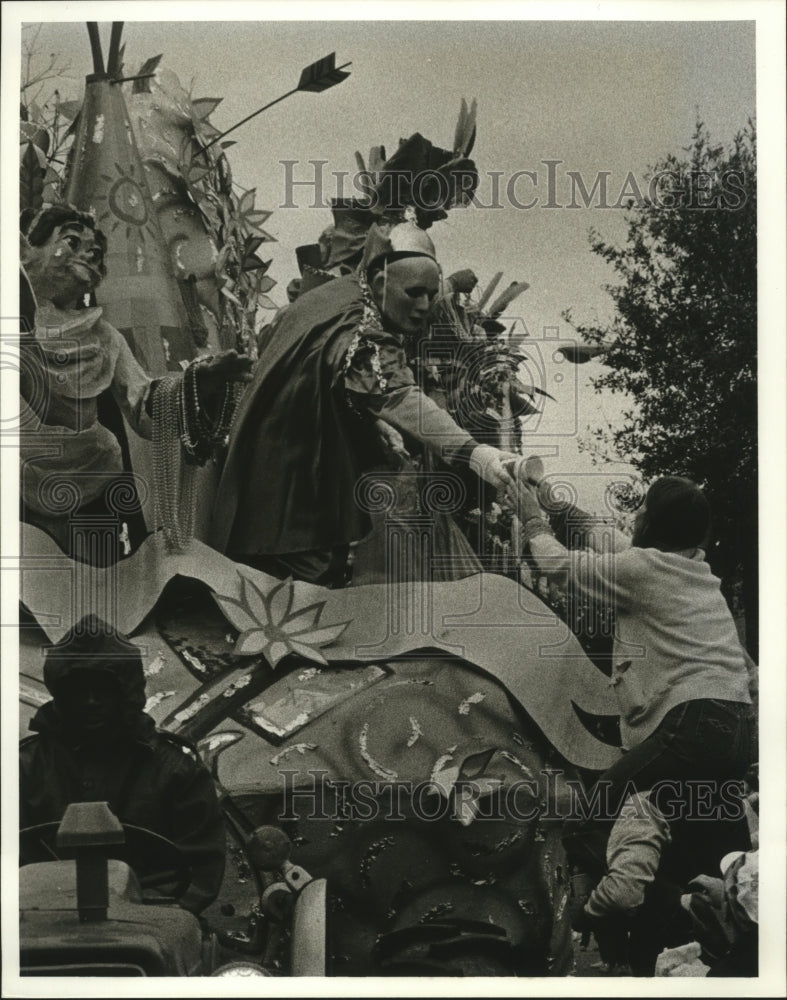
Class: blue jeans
564,698,754,883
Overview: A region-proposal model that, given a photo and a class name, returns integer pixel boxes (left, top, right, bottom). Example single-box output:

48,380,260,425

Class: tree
565,120,758,656
20,24,79,213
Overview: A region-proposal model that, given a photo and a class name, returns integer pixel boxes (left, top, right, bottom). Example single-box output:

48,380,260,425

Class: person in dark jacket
19,615,226,914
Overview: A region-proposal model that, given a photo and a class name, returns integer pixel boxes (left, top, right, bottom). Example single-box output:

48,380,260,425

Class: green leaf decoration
30,127,49,154
20,142,45,214
192,97,223,120
476,271,503,311
132,54,163,93
245,208,272,226
56,100,82,122
237,188,256,215
20,122,39,143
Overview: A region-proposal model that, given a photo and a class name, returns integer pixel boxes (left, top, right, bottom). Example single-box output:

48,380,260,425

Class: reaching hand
375,419,410,467
198,349,253,382
194,350,254,405
469,445,516,490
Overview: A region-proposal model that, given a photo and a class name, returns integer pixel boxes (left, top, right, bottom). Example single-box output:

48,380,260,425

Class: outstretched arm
343,325,516,490
515,481,634,611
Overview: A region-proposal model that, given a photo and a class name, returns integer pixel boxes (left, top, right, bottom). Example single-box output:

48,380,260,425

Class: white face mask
371,256,441,335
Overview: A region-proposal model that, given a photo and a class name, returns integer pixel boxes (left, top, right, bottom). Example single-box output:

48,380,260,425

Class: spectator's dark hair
634,476,712,551
20,204,108,278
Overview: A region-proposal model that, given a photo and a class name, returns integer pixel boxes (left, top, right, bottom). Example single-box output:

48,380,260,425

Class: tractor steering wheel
19,822,192,902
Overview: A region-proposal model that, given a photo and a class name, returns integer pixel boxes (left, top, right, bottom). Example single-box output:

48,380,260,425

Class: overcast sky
20,16,756,324
10,6,761,506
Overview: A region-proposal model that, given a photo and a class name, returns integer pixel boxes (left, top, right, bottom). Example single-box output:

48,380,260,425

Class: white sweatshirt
529,535,752,749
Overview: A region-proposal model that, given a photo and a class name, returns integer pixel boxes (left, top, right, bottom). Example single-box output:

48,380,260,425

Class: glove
468,445,516,490
375,419,410,467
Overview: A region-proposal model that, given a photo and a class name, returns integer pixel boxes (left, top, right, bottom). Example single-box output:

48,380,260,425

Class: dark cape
210,275,385,557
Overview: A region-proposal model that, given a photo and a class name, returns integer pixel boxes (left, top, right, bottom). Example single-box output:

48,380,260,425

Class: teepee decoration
62,22,201,374
127,58,277,356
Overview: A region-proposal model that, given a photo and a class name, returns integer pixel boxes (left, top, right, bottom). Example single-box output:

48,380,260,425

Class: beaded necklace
342,268,388,416
152,357,240,551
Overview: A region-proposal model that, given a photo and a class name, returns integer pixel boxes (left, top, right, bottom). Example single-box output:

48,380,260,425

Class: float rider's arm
343,325,515,490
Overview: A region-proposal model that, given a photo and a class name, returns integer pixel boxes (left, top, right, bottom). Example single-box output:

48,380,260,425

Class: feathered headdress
305,100,479,273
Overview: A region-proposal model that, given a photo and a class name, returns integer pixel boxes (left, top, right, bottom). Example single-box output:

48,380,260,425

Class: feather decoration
297,53,351,93
354,150,376,201
367,145,386,175
475,271,503,312
512,377,556,402
452,97,477,157
488,281,530,318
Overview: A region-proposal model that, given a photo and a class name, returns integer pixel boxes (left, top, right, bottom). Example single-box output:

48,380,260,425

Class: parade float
18,22,624,978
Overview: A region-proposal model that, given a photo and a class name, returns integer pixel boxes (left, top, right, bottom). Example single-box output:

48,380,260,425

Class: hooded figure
19,615,226,914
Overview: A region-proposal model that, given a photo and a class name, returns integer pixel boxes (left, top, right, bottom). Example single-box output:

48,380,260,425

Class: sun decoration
213,574,351,669
93,161,159,243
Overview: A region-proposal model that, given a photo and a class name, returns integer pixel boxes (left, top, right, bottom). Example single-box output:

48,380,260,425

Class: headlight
211,960,272,977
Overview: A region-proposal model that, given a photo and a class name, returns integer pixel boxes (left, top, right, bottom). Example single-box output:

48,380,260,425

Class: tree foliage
565,121,758,653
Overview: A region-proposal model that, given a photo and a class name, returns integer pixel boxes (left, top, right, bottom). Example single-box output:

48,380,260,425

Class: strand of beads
180,356,241,465
152,373,197,552
342,271,388,417
152,357,243,551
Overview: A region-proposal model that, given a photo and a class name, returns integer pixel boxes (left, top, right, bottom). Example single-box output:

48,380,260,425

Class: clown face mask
24,223,106,309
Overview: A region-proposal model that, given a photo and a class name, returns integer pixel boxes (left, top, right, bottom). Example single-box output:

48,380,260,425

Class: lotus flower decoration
213,574,350,668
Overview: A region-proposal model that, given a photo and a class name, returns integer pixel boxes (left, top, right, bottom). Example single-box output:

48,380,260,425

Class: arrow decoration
297,52,352,92
199,52,351,155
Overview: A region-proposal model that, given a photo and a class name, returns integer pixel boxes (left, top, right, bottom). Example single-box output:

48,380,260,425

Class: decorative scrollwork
354,473,399,514
538,477,578,514
106,474,147,514
37,474,82,514
421,472,467,515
